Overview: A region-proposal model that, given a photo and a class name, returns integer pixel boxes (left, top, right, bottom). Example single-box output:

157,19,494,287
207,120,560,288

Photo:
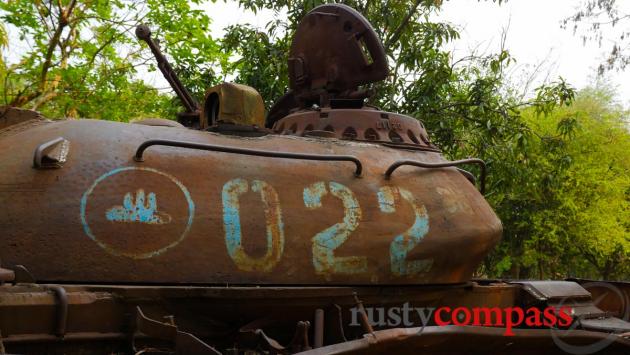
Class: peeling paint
222,178,285,272
80,167,194,259
304,181,368,276
106,189,172,224
436,186,473,215
378,186,432,276
377,187,396,213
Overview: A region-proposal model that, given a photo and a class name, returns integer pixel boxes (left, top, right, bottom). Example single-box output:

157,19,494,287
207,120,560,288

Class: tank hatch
288,4,388,103
267,4,435,151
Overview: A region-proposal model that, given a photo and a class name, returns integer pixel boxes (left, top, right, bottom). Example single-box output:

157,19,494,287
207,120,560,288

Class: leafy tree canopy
0,0,222,120
484,86,629,280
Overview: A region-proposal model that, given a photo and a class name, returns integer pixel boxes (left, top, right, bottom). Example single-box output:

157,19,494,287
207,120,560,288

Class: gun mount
137,25,266,131
136,24,201,126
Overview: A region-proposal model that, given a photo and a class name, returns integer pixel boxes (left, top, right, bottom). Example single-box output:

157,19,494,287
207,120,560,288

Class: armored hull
0,116,500,285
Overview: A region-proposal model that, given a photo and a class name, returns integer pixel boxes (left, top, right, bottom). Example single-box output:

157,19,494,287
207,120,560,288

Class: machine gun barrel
135,25,199,114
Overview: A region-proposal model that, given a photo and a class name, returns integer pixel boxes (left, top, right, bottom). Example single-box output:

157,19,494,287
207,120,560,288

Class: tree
0,22,7,68
483,85,630,280
0,0,222,120
223,1,630,280
563,0,630,73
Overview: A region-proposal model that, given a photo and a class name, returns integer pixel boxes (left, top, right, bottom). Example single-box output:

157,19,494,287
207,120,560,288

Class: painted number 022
220,179,430,276
303,182,431,276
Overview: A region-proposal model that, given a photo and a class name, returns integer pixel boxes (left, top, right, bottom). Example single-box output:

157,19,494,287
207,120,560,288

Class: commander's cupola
267,4,435,150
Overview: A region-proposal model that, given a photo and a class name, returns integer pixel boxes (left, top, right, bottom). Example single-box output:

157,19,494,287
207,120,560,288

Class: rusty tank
0,4,628,354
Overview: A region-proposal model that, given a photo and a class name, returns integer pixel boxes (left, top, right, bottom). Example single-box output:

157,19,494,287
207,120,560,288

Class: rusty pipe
353,292,374,335
314,309,324,348
45,285,68,338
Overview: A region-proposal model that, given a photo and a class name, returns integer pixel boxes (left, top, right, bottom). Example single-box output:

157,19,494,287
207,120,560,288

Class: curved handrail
134,139,363,177
384,158,486,194
456,168,476,186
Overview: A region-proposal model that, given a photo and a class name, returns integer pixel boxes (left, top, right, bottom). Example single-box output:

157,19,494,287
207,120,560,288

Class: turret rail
384,158,486,194
134,139,363,177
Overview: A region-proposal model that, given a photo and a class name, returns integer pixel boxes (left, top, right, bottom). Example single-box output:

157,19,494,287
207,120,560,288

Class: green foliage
0,0,221,120
0,23,6,73
483,87,630,280
222,23,290,108
221,1,572,164
221,0,628,280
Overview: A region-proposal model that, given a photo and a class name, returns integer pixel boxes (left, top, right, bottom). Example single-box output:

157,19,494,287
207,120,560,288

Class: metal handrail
384,158,486,194
456,168,476,186
134,139,363,177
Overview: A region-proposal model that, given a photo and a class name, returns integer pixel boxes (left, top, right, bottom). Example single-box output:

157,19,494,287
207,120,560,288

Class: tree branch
384,0,423,50
39,0,77,90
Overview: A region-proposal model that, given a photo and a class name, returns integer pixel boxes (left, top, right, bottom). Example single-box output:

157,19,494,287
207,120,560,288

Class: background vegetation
1,0,628,280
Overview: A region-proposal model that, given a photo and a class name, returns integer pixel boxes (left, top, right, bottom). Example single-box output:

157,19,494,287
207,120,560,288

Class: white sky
6,0,630,106
436,0,630,105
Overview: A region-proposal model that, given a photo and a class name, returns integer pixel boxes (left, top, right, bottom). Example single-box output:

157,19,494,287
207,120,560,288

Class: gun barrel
136,25,199,113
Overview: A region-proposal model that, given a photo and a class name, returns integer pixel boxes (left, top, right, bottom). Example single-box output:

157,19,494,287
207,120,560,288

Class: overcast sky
194,0,630,106
437,0,630,104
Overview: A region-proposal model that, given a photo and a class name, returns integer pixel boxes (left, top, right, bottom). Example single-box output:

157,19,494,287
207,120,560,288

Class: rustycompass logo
349,303,573,336
348,282,630,354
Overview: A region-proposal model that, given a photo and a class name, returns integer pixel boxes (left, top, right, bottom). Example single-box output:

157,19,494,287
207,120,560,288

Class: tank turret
0,3,500,286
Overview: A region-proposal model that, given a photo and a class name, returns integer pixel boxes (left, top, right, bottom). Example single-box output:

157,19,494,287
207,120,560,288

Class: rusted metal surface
32,136,70,169
298,326,630,355
0,269,14,283
385,158,487,193
133,138,363,177
0,282,506,353
135,306,222,354
136,25,201,128
0,118,500,284
137,27,267,131
0,106,44,130
0,281,628,354
202,82,266,129
313,309,324,348
267,4,389,126
132,118,186,128
265,4,441,155
45,285,68,337
288,4,388,97
570,279,630,321
272,108,437,148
